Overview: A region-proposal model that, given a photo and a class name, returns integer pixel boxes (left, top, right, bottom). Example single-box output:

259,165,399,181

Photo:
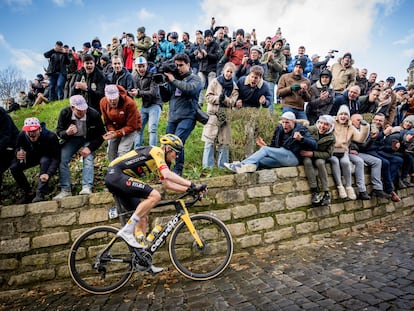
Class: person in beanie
330,105,369,200
277,57,311,120
132,26,152,59
307,69,335,125
330,52,356,94
223,28,250,66
301,115,335,207
10,117,60,203
224,111,317,173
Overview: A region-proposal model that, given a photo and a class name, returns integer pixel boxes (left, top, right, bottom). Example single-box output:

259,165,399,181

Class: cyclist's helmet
160,134,184,153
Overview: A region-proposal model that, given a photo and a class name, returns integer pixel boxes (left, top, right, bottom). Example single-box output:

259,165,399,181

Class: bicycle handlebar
156,184,208,208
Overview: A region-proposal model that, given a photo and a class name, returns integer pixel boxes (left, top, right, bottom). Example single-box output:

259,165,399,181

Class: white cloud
0,33,46,81
393,30,414,45
137,8,155,20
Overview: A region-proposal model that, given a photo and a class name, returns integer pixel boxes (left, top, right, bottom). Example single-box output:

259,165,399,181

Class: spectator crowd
2,18,414,208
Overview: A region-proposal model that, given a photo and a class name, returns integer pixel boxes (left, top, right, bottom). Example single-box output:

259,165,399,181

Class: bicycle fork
179,203,204,249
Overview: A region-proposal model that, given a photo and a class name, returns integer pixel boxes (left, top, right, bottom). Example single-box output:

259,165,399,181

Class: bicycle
68,185,234,295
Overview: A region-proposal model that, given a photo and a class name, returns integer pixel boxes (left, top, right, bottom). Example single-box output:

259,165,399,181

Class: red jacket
100,85,142,137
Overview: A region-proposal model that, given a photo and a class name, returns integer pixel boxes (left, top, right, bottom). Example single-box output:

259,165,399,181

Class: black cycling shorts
105,167,154,211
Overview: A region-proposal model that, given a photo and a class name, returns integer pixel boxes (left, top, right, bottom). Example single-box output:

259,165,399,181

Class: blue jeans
59,137,94,191
166,118,196,175
281,106,307,120
266,81,275,114
202,142,229,168
49,72,66,101
242,146,299,168
134,104,162,147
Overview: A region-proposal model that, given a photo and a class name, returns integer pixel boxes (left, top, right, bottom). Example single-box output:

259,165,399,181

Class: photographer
308,51,334,85
159,53,202,176
44,40,69,101
197,29,221,106
235,45,267,79
307,70,335,125
130,57,163,147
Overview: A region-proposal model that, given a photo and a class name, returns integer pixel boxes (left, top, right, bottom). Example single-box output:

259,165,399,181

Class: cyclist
105,134,204,273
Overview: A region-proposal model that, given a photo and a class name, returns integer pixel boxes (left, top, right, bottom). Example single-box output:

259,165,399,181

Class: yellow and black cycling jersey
108,146,168,179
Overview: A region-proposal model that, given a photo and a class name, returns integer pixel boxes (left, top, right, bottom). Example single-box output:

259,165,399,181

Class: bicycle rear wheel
68,225,134,294
169,214,233,280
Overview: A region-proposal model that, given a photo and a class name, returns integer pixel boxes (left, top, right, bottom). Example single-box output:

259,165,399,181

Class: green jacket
308,125,335,160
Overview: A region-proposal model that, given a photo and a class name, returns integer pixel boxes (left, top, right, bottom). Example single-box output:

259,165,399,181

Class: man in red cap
10,117,60,203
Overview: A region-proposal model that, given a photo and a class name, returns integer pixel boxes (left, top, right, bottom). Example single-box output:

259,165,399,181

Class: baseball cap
134,56,147,65
70,95,88,111
105,84,120,100
22,117,41,131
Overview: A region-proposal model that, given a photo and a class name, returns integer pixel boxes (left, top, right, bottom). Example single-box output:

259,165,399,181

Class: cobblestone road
1,214,413,310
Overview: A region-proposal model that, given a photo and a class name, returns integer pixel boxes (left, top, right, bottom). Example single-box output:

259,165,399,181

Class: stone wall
0,166,413,292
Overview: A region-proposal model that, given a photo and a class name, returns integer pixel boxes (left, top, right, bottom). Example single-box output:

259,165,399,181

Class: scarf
216,75,234,97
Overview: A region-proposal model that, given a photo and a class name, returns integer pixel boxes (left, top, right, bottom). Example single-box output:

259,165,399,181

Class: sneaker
371,189,391,199
53,190,71,200
242,164,257,173
32,192,46,203
337,185,347,199
321,193,331,206
224,162,243,173
346,186,357,200
117,229,145,249
149,265,164,275
390,191,401,202
357,191,371,200
311,192,321,206
79,186,92,195
401,178,414,187
398,179,407,189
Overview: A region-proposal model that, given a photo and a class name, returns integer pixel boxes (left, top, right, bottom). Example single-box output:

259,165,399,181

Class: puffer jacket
333,118,369,152
330,58,356,93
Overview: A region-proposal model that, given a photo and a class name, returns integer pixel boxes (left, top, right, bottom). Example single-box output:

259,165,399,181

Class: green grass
3,99,281,204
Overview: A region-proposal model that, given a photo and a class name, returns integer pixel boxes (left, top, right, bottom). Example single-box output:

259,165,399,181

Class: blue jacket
330,89,361,116
237,76,272,108
270,122,317,161
287,55,313,77
159,72,202,123
167,42,185,59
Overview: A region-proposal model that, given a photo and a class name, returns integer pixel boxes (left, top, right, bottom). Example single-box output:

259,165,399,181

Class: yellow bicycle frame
178,199,204,248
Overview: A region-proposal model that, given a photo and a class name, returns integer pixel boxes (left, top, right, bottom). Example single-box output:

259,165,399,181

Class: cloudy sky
0,0,413,86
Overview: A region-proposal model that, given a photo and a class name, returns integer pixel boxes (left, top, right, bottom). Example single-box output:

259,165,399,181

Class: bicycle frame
113,192,204,255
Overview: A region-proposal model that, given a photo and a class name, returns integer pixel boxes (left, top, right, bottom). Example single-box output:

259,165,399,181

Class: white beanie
317,114,335,134
337,105,350,117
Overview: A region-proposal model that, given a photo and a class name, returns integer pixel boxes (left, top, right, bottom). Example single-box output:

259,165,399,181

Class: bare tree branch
0,66,27,101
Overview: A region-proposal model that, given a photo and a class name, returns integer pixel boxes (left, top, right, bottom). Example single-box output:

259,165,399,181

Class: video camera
328,49,339,58
152,60,179,84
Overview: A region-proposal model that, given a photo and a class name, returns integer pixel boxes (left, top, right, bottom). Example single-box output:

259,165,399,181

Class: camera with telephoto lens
152,60,179,84
328,49,339,58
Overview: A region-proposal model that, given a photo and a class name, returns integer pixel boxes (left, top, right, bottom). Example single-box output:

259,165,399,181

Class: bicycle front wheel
68,225,134,294
169,214,233,280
